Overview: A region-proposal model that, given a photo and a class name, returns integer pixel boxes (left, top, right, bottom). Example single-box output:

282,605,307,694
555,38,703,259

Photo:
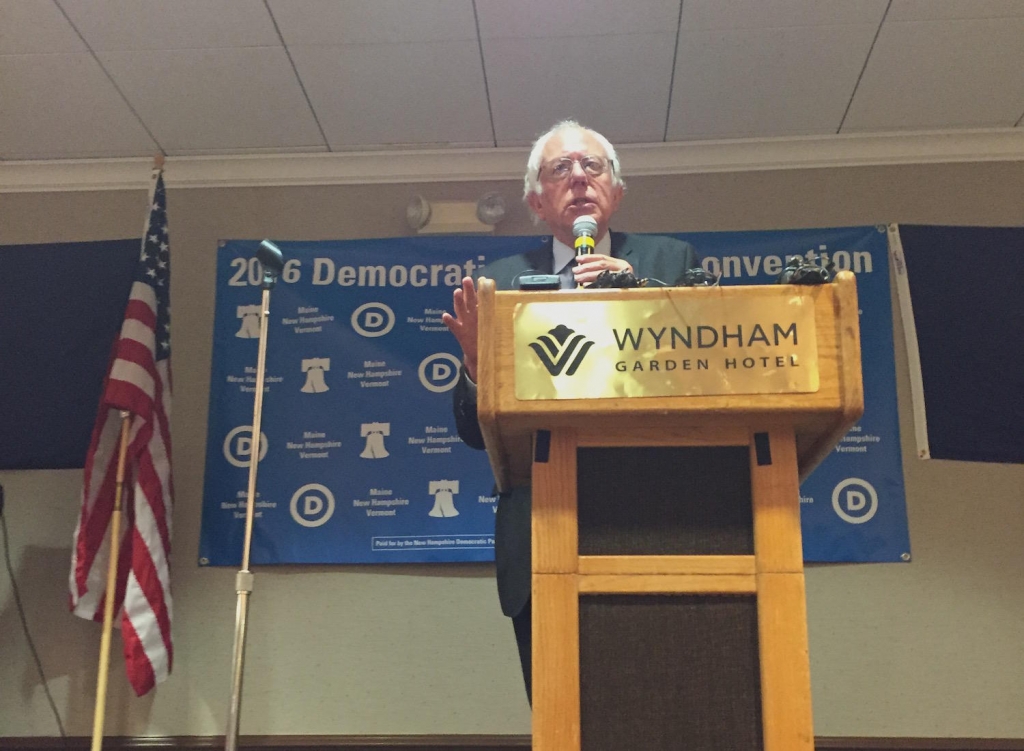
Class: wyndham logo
529,324,594,376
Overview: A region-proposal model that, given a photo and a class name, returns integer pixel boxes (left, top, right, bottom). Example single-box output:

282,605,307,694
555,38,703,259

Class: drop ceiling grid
474,0,682,38
887,0,1024,22
841,15,1024,131
1,0,1023,161
474,0,681,144
52,0,328,155
56,0,282,50
666,22,885,140
0,53,160,159
483,32,679,146
678,0,890,30
95,46,328,154
0,0,86,54
287,40,494,149
267,0,479,45
268,0,491,149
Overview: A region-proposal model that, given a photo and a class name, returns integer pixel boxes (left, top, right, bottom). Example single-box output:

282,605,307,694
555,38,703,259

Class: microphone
256,239,285,289
257,240,284,273
573,215,598,257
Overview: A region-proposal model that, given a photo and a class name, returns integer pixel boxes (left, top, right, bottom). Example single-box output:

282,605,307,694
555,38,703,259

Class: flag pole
89,411,132,751
225,241,284,751
88,155,166,750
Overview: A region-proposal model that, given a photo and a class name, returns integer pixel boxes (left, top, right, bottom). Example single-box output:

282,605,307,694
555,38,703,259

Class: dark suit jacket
454,231,699,617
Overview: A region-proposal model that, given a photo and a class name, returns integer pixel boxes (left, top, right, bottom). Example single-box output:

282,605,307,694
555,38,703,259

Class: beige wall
1,161,1022,738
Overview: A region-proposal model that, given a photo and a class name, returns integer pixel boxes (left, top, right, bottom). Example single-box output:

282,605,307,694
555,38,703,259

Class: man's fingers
574,254,631,281
444,277,480,339
456,278,478,322
573,258,606,283
451,287,467,318
575,253,605,266
575,254,609,273
462,276,478,308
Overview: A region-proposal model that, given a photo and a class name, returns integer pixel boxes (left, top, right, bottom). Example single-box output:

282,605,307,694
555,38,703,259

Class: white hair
522,119,624,201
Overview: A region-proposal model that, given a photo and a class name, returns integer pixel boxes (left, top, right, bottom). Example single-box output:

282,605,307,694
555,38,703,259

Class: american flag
70,169,173,696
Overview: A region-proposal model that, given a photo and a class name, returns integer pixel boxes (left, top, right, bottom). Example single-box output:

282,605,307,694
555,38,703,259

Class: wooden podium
474,272,863,751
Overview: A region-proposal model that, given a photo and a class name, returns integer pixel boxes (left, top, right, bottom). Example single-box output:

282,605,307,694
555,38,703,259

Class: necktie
557,258,576,289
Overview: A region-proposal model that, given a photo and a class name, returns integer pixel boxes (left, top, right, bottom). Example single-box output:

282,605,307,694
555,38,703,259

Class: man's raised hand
441,276,479,381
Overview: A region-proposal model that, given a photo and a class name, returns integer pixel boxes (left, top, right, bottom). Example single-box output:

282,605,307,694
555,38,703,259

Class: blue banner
199,227,909,566
679,226,909,562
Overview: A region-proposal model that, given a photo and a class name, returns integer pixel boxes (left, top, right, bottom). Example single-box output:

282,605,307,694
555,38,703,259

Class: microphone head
573,215,598,238
257,239,285,273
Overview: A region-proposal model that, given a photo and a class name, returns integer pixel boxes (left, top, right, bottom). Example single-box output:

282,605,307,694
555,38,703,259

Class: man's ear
609,183,624,214
526,191,544,221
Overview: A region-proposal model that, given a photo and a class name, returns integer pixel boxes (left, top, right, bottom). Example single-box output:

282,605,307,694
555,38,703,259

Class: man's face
527,129,623,245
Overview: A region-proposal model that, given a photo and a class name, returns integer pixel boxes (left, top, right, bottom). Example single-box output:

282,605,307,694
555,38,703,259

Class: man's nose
569,160,589,183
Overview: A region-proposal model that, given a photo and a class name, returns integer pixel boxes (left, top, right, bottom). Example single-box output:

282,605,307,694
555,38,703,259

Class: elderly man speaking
442,120,699,701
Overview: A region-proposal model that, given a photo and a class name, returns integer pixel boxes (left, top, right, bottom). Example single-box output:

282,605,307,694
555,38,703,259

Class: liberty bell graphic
300,358,330,393
360,422,390,459
235,304,261,338
428,480,460,518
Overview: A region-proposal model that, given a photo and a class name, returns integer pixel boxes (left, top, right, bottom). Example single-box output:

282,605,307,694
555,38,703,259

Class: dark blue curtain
899,225,1024,464
0,240,139,469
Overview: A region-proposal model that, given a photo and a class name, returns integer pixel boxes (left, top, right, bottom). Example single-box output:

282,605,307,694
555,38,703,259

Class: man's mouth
570,197,593,208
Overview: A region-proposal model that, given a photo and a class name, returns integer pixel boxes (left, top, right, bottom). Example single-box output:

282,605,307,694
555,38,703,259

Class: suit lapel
525,239,555,275
610,231,636,265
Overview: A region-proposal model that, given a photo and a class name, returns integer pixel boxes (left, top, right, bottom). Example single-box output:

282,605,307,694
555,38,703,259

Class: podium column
530,426,814,751
531,429,580,751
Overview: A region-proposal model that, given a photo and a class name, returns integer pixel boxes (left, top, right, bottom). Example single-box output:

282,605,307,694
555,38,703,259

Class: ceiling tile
843,18,1024,130
268,0,477,45
0,53,157,159
97,47,325,151
288,41,493,148
0,0,86,54
59,0,279,50
667,24,878,139
485,33,676,145
475,0,680,38
888,0,1024,22
680,0,888,30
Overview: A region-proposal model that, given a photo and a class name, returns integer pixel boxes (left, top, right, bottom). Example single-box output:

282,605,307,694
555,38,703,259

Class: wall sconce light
406,192,507,234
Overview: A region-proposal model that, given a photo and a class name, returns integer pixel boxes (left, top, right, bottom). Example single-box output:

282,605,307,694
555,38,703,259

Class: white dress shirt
552,232,612,279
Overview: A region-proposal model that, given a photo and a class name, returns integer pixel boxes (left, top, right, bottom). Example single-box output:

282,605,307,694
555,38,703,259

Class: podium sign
513,291,819,400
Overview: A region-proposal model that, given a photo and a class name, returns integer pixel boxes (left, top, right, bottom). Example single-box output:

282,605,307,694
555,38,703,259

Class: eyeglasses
539,155,610,181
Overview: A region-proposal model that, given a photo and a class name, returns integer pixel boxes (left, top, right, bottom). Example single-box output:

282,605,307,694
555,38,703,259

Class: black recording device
517,274,561,290
776,253,835,285
680,267,720,287
590,269,644,288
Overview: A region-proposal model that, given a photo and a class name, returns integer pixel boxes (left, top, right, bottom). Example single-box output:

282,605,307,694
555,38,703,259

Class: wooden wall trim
1,735,1022,751
0,737,524,751
815,740,1024,751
